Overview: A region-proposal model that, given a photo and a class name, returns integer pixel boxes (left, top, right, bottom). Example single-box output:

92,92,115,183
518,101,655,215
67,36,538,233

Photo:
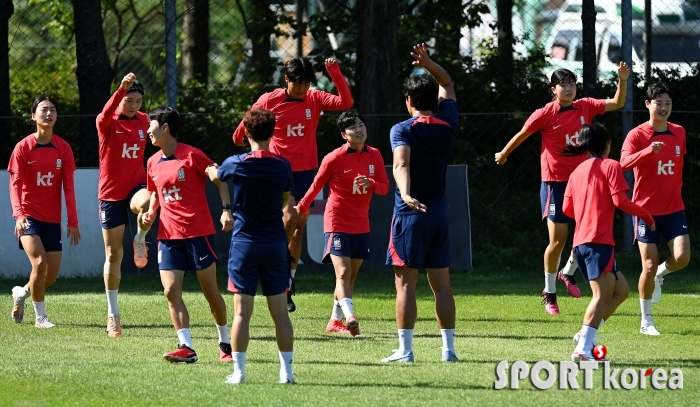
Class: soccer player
382,43,458,363
296,109,389,336
561,123,654,360
9,95,81,328
495,64,630,314
620,82,690,336
141,107,233,363
210,109,295,384
231,57,353,312
96,73,153,337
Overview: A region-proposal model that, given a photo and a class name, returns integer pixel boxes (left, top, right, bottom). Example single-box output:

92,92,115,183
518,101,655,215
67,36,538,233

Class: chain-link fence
2,0,699,268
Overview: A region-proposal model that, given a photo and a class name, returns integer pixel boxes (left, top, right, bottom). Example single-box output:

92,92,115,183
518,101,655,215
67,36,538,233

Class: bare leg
393,266,419,329
426,267,455,329
160,269,188,330
196,263,228,326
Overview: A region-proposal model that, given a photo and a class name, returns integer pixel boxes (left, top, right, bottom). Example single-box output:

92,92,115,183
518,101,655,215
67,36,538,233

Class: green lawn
0,257,698,406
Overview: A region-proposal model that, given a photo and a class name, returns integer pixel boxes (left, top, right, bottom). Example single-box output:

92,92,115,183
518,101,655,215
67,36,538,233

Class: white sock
217,324,230,344
640,299,653,324
575,325,597,353
135,225,148,242
440,328,455,352
33,301,47,318
177,328,193,349
330,300,343,320
398,329,414,353
562,256,578,276
338,297,355,319
18,286,31,301
106,289,119,315
656,262,672,278
279,351,294,377
232,352,246,376
290,269,296,279
544,272,556,293
289,268,297,290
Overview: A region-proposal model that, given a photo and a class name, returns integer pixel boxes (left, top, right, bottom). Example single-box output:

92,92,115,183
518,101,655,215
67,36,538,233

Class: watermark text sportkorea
494,360,684,390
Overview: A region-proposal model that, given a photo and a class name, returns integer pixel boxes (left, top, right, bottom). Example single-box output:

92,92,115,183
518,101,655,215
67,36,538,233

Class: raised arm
410,43,455,103
317,59,353,111
96,73,137,135
495,126,534,165
604,62,630,112
232,96,267,146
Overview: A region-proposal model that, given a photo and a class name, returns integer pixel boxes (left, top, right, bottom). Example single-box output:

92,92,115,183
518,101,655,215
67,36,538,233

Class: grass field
1,254,699,406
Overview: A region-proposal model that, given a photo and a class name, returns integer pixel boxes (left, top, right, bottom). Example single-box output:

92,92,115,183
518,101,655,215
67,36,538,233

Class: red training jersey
8,134,78,227
564,156,650,247
620,122,685,216
232,62,353,172
96,87,150,201
146,143,216,240
296,144,389,234
524,98,607,182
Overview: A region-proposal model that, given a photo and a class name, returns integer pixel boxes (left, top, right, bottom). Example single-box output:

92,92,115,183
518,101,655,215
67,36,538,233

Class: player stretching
620,83,690,336
232,57,353,312
495,64,630,314
296,109,389,336
96,73,153,337
210,109,295,384
383,44,458,363
9,95,81,328
142,107,233,363
562,123,654,360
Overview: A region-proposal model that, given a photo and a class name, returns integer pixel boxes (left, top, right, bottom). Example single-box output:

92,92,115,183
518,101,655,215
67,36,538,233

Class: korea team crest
676,145,681,156
638,224,646,237
333,236,342,250
579,115,585,125
305,108,312,119
178,168,185,181
369,165,375,175
56,159,62,169
138,129,145,140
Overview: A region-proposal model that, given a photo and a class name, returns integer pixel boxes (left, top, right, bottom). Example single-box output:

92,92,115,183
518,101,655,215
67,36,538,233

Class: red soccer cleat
219,342,232,363
163,344,198,363
557,271,582,298
326,319,350,334
541,291,560,315
346,316,361,337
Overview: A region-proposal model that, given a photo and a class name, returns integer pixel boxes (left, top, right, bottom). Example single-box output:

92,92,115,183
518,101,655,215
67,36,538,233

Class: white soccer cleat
573,330,599,347
442,350,459,362
571,349,602,362
225,373,245,384
279,373,296,384
640,323,661,336
651,277,664,304
35,316,56,329
381,349,415,363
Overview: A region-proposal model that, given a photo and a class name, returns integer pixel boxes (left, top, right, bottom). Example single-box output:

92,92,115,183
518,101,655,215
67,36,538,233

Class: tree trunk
496,0,513,89
246,0,275,84
72,0,113,167
0,0,13,167
182,0,210,85
356,0,400,158
581,0,596,96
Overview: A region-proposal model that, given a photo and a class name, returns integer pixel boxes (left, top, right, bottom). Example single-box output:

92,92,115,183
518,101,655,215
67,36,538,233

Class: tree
71,0,113,166
0,0,13,164
182,0,210,85
356,0,400,157
496,0,513,77
235,0,276,85
581,0,596,96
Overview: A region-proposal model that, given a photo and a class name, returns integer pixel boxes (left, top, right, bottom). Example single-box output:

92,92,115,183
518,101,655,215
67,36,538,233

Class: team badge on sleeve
56,159,62,169
177,168,185,181
305,109,312,119
369,165,375,175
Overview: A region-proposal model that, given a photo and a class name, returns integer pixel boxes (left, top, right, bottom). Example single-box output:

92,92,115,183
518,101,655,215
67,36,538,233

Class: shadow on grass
297,381,492,390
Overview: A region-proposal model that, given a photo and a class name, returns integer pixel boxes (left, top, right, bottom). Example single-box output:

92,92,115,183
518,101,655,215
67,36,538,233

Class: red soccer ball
593,344,607,361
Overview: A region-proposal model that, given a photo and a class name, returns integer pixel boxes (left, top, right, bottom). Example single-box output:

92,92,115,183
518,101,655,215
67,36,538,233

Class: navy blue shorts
322,232,370,263
291,169,317,206
99,184,147,229
386,210,450,269
157,235,218,271
540,181,571,223
573,243,618,283
17,217,62,252
226,240,290,296
635,211,689,244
